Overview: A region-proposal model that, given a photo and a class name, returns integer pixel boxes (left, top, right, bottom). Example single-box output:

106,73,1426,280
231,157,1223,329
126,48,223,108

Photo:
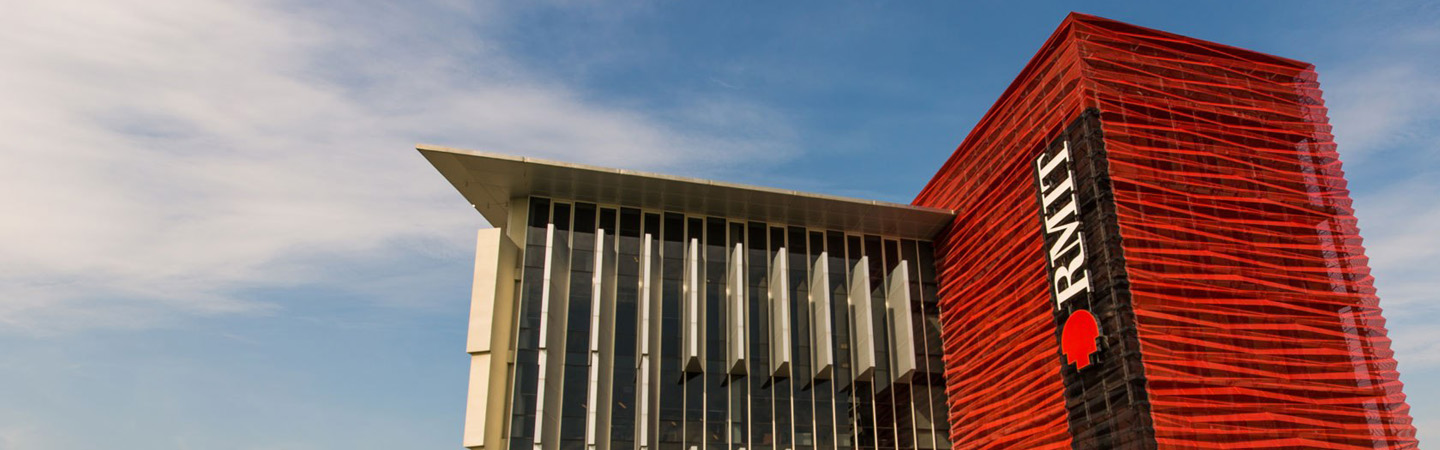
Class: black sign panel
1032,109,1156,450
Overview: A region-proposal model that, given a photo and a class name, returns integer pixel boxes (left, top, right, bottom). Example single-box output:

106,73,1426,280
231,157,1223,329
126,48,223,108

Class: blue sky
2,1,1437,448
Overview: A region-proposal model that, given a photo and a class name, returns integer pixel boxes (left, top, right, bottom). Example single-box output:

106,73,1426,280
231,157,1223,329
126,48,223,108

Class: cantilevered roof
419,144,956,240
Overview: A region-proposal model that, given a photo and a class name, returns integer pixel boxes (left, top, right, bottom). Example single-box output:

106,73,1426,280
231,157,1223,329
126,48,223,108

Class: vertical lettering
1053,253,1089,306
1035,142,1072,190
1040,176,1074,210
1044,200,1082,263
1035,140,1090,310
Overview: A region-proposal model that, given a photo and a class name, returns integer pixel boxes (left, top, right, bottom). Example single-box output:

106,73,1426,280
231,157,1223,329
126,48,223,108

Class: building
421,12,1419,450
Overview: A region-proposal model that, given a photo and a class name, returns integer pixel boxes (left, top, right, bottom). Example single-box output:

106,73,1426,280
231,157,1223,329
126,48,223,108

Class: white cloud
1321,18,1440,418
0,0,797,334
1323,6,1440,165
1326,64,1440,163
1389,326,1440,370
0,422,81,450
1307,5,1440,385
1353,177,1440,314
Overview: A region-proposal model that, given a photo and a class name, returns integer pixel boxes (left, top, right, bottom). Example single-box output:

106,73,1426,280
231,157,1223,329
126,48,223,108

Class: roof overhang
419,144,956,240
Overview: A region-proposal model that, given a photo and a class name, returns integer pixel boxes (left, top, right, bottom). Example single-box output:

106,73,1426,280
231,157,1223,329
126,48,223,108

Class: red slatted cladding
914,13,1417,449
911,18,1088,450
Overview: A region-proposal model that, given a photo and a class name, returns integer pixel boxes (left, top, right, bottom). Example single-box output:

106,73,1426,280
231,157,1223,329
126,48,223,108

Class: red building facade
915,13,1418,449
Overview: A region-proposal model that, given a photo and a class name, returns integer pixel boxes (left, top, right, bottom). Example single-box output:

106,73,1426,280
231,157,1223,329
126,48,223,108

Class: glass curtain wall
507,197,949,450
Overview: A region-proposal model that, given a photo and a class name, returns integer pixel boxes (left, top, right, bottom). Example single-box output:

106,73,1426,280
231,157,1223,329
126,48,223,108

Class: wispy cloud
1320,6,1440,441
1322,11,1440,388
1351,176,1440,314
0,0,798,334
0,424,39,449
1327,65,1440,164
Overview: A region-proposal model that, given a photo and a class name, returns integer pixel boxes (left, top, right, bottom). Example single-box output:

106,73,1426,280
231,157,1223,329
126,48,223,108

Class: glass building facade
496,197,950,450
427,11,1417,450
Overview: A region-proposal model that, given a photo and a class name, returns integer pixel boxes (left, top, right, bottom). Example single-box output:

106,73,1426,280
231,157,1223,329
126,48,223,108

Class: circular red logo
1061,309,1100,370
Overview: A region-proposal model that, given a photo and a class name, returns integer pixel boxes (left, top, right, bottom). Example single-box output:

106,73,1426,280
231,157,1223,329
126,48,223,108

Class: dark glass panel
561,203,596,440
810,230,835,450
746,222,773,450
554,203,572,233
847,235,874,450
612,208,639,447
527,198,551,226
914,241,948,448
641,212,664,449
705,218,728,449
728,221,748,450
787,227,814,450
659,213,686,450
900,240,932,450
864,236,893,450
769,226,792,448
508,197,552,449
600,208,617,235
827,231,855,450
684,217,705,449
885,239,913,450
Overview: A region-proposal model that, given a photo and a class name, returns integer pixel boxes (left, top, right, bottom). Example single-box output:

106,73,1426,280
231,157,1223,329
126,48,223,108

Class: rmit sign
1034,141,1100,370
1030,110,1156,448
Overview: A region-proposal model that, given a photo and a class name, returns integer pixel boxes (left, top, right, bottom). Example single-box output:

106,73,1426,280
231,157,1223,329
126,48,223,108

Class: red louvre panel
1070,16,1418,448
912,18,1089,450
917,12,1416,449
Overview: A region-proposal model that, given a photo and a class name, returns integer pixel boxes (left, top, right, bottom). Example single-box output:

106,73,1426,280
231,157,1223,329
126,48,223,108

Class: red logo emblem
1061,309,1100,370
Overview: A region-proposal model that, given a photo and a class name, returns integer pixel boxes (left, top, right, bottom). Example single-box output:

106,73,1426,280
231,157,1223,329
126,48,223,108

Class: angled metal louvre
769,247,792,377
810,253,834,380
682,237,703,373
534,223,571,450
850,256,875,383
726,243,747,375
585,230,606,448
887,261,917,384
636,234,655,449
